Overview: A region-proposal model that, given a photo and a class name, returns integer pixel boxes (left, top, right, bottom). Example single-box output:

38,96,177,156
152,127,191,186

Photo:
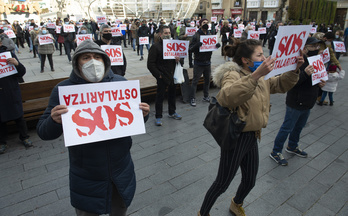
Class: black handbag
203,97,246,150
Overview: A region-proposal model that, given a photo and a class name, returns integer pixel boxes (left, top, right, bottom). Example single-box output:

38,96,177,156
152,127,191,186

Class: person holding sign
270,37,326,166
36,40,150,216
189,18,221,107
148,26,183,126
0,39,33,154
178,18,194,68
138,20,150,61
198,39,303,216
35,27,55,73
60,18,76,63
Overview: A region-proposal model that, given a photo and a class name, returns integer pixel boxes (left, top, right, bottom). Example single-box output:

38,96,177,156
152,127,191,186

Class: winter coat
212,61,299,132
178,25,193,42
30,30,40,46
190,29,213,66
148,23,157,36
36,40,147,214
138,25,150,38
321,70,345,92
0,45,26,122
0,34,16,51
35,32,55,55
60,24,76,43
220,26,230,43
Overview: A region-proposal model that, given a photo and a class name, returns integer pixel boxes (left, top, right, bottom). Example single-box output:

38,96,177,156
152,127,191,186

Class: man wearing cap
36,40,150,216
189,18,221,107
270,37,326,166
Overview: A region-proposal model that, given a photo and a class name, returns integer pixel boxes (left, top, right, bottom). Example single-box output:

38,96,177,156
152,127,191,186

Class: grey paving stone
307,151,338,171
269,203,302,216
21,166,68,189
304,203,336,216
313,160,347,187
317,180,348,214
337,203,348,216
23,151,69,171
244,198,277,216
33,197,71,216
250,174,280,197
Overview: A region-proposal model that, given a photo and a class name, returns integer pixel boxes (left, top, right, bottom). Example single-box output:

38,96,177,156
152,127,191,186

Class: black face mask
202,24,208,30
102,33,112,40
307,50,319,57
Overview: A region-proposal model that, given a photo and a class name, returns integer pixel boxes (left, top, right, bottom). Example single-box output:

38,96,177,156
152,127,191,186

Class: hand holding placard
251,56,276,80
51,104,69,124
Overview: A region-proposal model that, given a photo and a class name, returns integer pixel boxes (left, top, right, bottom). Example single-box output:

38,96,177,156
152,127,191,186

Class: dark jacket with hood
189,29,213,66
0,45,26,122
286,56,320,110
36,40,146,214
137,24,150,38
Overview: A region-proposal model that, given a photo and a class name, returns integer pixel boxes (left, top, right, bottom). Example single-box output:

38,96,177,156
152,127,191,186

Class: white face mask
80,59,105,82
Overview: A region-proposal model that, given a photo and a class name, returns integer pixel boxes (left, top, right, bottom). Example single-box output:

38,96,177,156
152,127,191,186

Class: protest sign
190,21,195,27
226,32,230,39
333,41,346,52
55,26,62,34
258,27,267,34
247,31,260,40
114,19,122,25
238,24,245,30
266,22,272,28
307,55,328,85
321,47,330,64
235,16,240,23
96,16,107,24
58,80,145,147
101,45,124,66
250,22,255,26
119,24,127,31
63,24,75,33
38,35,53,45
163,39,189,59
234,29,242,38
211,17,217,23
199,35,218,52
0,52,18,79
196,20,200,26
29,26,34,32
228,24,232,28
4,30,16,38
265,25,312,80
139,37,149,45
310,27,317,34
76,34,93,46
47,22,56,29
111,27,122,37
185,27,196,36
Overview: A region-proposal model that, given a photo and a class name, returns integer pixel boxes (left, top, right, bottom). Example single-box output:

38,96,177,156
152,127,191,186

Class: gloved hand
216,43,221,48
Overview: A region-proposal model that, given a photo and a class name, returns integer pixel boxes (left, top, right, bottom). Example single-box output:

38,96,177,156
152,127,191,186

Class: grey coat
35,32,55,54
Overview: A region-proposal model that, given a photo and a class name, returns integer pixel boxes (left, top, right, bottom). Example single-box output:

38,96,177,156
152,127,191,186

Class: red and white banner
258,27,266,34
238,24,245,30
163,39,189,59
321,47,330,64
38,35,53,45
234,29,242,38
29,26,34,32
96,16,107,24
139,37,149,45
47,23,56,29
199,35,218,52
58,80,145,147
226,32,230,39
76,34,93,46
119,24,127,31
247,31,259,40
333,41,346,53
190,21,195,27
0,52,18,79
111,27,122,37
211,17,217,23
235,17,240,23
114,19,122,25
250,22,255,26
4,30,16,38
228,24,232,28
185,27,196,36
265,25,312,80
307,55,328,85
63,24,75,33
310,27,317,34
196,20,200,26
56,26,62,34
101,45,124,66
266,22,272,28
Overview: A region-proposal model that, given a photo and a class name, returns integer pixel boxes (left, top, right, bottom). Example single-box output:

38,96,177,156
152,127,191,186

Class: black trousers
199,132,259,216
0,116,29,144
155,78,176,118
40,54,54,70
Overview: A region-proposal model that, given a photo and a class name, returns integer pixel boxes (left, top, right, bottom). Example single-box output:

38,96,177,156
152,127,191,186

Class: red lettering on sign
312,59,325,73
276,31,306,58
166,43,187,52
203,37,217,45
105,48,122,57
0,55,8,67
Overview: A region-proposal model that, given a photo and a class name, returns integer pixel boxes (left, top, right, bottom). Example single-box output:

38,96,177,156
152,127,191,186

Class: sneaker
168,113,182,120
202,96,210,102
155,118,162,126
285,146,307,158
22,139,33,148
0,144,8,154
229,198,246,216
317,101,323,106
269,152,288,166
190,98,196,107
330,101,334,106
140,56,144,61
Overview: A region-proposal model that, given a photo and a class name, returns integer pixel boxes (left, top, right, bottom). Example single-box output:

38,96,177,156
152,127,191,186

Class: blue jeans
139,44,150,56
132,38,136,50
272,106,310,153
320,91,333,102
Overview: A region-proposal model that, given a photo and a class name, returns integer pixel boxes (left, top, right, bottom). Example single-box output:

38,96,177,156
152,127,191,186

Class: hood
72,39,111,79
212,62,242,88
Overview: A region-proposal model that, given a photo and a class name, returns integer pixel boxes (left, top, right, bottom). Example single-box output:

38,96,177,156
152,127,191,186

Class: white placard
4,30,16,38
321,47,330,64
55,26,62,34
101,45,124,66
333,41,346,52
250,22,255,26
307,55,328,85
38,35,53,45
114,19,122,25
139,37,149,45
234,29,242,38
235,17,240,23
76,34,93,46
163,39,189,59
29,26,34,32
47,23,56,29
119,24,127,31
266,22,272,28
228,24,232,28
247,31,259,40
199,35,218,52
63,24,75,33
226,32,230,39
58,80,145,147
265,25,312,80
190,21,195,27
0,52,18,79
310,27,317,34
96,16,107,24
111,27,122,37
238,24,245,30
258,27,266,34
211,17,217,23
185,27,197,36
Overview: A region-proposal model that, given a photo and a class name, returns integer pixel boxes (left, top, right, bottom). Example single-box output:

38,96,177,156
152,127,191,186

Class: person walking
130,20,140,54
138,20,150,61
35,27,55,72
36,39,150,216
60,17,76,63
178,18,194,68
13,21,25,48
147,26,183,126
30,25,40,59
198,39,304,216
220,20,230,56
